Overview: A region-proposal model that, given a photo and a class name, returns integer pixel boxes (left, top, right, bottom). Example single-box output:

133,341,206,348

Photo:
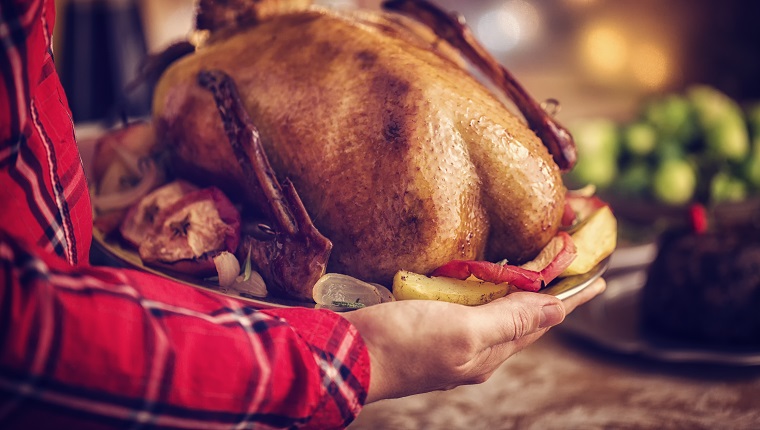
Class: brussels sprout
710,171,748,203
654,138,686,162
704,115,750,161
623,122,657,156
570,119,620,159
688,85,740,128
652,159,696,205
743,138,760,188
644,94,696,143
615,161,651,195
570,153,618,188
688,85,749,160
567,119,621,188
747,103,760,133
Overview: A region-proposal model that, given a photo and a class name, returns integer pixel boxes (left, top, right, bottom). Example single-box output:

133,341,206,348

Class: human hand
341,278,606,403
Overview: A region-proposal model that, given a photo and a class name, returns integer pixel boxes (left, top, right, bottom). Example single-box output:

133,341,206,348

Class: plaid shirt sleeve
0,1,371,429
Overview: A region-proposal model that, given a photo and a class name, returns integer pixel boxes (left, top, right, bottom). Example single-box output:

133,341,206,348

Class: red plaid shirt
0,1,370,428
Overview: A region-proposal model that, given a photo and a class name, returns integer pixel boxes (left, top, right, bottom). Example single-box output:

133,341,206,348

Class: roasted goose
145,0,575,298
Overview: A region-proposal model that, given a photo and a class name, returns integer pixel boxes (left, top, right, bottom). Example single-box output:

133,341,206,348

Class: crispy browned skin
152,8,565,285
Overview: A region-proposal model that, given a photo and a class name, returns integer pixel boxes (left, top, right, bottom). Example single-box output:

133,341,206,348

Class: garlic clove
214,251,241,288
231,270,267,298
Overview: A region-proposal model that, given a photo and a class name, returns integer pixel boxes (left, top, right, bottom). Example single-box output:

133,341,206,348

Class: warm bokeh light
475,0,541,54
631,43,671,90
510,0,541,42
563,0,599,7
476,8,520,53
579,22,628,81
140,0,194,51
317,0,358,9
577,18,674,91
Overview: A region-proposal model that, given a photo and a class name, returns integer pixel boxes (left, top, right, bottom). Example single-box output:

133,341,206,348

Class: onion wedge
91,158,160,212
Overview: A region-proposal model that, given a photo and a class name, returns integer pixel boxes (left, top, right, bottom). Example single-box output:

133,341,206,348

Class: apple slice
562,194,608,230
139,187,241,277
120,180,198,248
561,205,617,276
430,231,577,292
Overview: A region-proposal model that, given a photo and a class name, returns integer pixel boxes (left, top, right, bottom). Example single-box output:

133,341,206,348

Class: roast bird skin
153,7,566,285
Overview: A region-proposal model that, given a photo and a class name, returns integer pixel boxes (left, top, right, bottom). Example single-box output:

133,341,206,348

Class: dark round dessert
641,224,760,346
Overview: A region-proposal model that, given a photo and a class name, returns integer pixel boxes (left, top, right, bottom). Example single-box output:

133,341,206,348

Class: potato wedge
393,270,513,305
561,205,617,276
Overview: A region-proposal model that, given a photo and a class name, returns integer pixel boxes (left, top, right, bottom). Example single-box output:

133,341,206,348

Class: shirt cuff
263,307,371,429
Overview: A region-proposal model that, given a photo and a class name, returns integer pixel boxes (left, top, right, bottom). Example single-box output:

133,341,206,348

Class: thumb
473,292,565,348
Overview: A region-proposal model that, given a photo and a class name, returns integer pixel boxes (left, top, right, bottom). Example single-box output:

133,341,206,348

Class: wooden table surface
349,314,760,429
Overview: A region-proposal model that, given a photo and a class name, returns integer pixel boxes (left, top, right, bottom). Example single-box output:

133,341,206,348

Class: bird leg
198,69,332,301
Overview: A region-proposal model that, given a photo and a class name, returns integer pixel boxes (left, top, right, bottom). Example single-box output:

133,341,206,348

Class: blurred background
53,0,760,122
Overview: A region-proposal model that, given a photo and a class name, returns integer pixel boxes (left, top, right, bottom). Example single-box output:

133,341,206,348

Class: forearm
0,232,369,429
